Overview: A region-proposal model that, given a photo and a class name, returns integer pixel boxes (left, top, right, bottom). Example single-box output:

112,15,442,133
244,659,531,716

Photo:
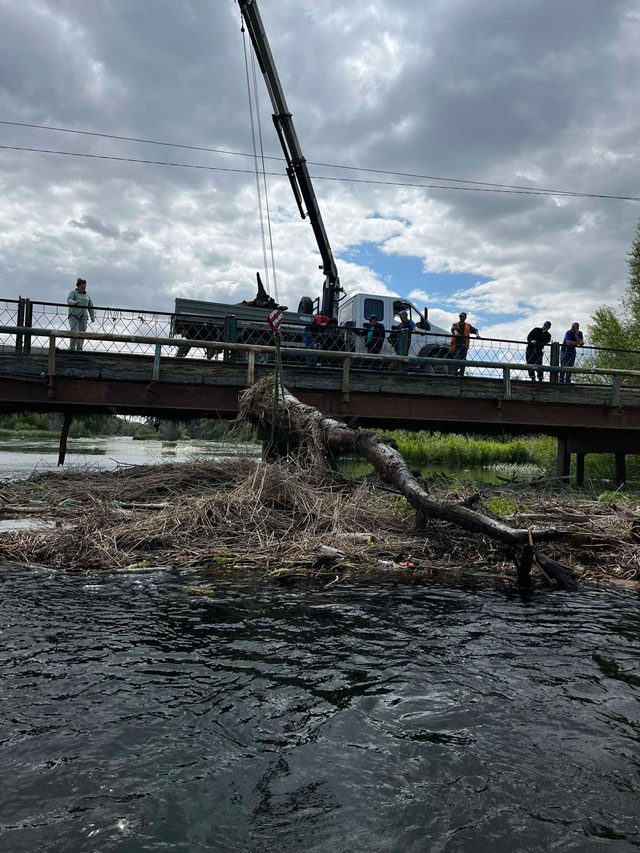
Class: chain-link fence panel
6,298,640,389
0,300,19,352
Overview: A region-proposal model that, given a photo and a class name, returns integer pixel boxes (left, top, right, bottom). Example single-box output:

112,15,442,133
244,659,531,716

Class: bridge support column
575,453,586,487
48,412,64,432
58,413,73,467
160,420,179,441
556,437,570,482
614,453,626,488
257,423,294,462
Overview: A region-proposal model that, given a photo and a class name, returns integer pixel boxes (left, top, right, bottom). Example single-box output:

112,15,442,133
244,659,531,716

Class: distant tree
589,219,640,375
623,218,640,336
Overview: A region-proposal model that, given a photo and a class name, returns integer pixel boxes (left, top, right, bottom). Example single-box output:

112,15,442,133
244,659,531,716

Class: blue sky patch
338,242,491,304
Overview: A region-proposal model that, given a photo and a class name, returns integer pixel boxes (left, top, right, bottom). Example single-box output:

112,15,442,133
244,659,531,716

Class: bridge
1,296,640,484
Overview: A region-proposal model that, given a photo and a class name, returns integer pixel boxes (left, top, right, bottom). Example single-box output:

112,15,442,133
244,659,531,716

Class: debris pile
0,458,637,587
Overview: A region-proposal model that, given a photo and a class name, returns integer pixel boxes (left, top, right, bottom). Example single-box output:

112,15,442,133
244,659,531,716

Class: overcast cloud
0,0,639,339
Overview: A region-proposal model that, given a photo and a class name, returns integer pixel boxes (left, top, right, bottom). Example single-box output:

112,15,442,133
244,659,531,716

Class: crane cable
250,43,279,302
241,21,272,298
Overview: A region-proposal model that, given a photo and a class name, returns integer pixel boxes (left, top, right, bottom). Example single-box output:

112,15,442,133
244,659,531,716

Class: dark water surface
1,569,638,852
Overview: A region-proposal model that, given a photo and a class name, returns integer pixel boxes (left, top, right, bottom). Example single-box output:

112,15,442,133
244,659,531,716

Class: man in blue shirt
559,322,584,384
390,310,416,355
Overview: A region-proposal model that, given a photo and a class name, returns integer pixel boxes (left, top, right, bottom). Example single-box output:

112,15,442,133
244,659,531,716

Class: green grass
381,430,640,486
0,428,60,439
485,495,518,516
383,430,553,467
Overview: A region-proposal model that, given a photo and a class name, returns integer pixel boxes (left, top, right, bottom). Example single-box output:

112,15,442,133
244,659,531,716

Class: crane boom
237,0,341,320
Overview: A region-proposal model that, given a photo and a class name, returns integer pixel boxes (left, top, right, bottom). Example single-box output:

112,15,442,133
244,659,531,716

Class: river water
0,436,260,479
0,568,638,852
0,436,538,485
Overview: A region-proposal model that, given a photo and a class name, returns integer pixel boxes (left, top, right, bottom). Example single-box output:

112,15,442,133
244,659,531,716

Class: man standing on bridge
67,278,95,352
559,321,584,384
449,312,481,377
526,321,552,381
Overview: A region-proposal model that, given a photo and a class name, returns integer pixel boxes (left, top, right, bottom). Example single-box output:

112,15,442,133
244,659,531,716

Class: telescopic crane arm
237,0,342,320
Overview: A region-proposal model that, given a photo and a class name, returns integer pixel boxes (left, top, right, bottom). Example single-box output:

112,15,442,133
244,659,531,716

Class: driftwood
238,378,566,550
534,551,579,591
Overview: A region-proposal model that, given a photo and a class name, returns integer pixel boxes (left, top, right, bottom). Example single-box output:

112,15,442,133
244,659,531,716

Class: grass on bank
382,430,640,485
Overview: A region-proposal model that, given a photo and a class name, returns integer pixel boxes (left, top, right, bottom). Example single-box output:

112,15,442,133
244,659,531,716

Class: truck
172,0,451,366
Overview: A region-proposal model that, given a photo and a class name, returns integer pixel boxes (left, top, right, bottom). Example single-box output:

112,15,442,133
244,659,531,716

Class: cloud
69,214,141,243
0,0,638,344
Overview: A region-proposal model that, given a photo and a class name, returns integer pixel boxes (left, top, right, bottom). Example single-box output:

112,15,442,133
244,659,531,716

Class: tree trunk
239,378,565,548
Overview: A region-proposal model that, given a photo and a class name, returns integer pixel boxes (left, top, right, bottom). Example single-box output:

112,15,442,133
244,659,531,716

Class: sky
1,0,639,341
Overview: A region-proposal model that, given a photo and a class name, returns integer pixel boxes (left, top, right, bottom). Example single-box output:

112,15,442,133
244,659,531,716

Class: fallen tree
239,377,577,588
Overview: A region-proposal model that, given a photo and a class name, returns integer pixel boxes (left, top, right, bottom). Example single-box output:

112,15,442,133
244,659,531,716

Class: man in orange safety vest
449,312,481,376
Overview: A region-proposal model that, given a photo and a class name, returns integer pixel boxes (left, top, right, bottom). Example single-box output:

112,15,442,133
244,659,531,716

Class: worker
449,312,480,376
67,278,95,352
391,310,416,356
526,321,552,381
306,313,329,367
363,314,385,355
559,322,584,384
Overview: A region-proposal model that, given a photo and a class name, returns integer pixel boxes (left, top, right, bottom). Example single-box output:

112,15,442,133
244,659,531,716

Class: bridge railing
3,324,640,406
0,299,22,353
6,298,640,384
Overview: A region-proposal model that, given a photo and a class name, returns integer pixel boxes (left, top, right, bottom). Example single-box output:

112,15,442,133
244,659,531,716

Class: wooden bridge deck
2,350,640,451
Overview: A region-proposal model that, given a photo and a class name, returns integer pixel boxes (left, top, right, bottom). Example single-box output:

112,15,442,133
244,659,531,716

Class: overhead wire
242,23,270,293
0,119,636,201
251,40,279,300
1,143,639,202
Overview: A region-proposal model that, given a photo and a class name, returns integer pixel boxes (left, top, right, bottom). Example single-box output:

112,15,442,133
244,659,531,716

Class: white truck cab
337,293,450,359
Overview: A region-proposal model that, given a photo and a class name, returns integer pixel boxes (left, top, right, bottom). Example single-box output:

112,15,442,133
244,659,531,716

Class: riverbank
0,459,637,587
384,430,640,485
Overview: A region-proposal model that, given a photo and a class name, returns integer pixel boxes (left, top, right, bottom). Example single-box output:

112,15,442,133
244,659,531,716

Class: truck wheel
298,296,314,314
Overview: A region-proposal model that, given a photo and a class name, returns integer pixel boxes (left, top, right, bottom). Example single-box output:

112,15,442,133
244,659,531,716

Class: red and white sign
267,309,283,333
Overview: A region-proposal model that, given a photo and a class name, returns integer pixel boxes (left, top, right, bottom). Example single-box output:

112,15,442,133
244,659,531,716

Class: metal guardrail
2,325,640,409
3,297,640,385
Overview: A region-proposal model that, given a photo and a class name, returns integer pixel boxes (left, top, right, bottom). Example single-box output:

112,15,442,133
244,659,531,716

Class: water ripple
0,571,638,851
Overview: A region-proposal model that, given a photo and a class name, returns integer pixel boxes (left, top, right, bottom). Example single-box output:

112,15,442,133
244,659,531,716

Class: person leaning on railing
526,321,552,382
363,315,386,355
67,278,95,352
559,322,584,384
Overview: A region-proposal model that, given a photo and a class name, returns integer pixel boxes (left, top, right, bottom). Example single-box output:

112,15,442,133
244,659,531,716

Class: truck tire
298,296,314,314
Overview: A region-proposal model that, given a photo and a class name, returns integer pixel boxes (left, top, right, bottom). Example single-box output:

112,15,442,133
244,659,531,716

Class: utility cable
1,144,639,201
242,25,270,292
251,46,279,301
1,119,635,201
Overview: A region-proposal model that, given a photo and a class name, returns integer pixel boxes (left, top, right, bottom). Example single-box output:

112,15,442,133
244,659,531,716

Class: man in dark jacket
526,321,552,381
363,315,385,355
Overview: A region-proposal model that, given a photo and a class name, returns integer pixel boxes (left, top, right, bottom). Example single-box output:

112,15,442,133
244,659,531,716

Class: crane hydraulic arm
237,0,342,320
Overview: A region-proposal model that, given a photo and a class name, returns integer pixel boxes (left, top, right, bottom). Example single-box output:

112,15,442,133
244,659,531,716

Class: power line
0,118,633,200
1,143,639,201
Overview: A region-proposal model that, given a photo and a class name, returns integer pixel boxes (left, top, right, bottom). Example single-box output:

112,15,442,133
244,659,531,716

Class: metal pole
23,298,33,355
16,297,24,354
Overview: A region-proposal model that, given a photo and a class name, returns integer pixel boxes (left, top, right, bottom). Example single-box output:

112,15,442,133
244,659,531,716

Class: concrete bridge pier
159,420,180,441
